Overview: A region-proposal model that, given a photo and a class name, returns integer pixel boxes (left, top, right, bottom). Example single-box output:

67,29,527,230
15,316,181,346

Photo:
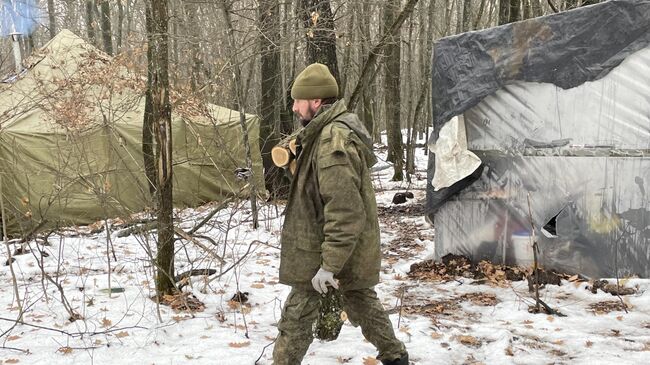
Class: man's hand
311,268,339,294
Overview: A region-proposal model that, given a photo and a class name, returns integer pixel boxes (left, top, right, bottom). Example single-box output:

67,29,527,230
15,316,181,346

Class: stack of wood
271,136,298,174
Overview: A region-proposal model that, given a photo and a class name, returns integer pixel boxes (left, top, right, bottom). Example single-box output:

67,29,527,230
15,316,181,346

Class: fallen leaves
115,331,129,338
101,318,112,328
6,335,20,341
162,292,205,312
453,335,482,348
460,292,498,306
228,341,250,348
589,300,629,314
57,347,73,355
362,357,379,365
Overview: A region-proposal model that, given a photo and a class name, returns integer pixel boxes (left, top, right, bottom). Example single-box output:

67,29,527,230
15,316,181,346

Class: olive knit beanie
291,63,338,100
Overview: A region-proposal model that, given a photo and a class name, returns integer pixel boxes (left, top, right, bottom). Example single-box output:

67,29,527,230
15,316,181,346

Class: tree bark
47,0,56,39
259,0,287,198
384,0,404,181
498,0,510,25
462,0,472,31
149,0,175,297
299,0,339,85
85,0,96,46
116,0,124,52
348,0,419,111
99,0,113,55
508,0,521,23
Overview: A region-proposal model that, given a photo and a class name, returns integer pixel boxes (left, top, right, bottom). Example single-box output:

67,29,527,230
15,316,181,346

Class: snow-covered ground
1,135,649,365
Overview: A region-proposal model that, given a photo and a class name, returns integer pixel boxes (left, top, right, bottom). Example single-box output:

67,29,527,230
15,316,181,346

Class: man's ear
311,99,323,109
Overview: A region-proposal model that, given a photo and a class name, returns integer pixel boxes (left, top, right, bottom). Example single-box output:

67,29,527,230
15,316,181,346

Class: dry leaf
616,316,623,321
546,316,555,322
454,335,481,347
228,341,251,348
200,335,210,339
431,332,443,340
101,318,112,328
265,335,276,341
585,340,593,348
362,357,379,365
523,320,533,324
250,283,265,289
553,340,564,345
5,359,20,364
7,335,20,341
57,347,73,355
115,331,129,338
505,346,514,356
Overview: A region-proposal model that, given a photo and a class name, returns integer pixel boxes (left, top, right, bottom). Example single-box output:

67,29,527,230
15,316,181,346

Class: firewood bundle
271,135,298,174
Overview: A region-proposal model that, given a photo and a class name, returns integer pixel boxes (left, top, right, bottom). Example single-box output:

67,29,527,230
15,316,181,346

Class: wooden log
272,145,292,167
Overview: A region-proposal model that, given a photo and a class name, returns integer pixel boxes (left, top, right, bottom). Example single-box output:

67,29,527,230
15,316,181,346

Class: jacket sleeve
316,125,366,274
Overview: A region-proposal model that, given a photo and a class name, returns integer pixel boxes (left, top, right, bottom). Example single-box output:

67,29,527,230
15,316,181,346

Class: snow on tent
0,29,263,235
427,0,650,278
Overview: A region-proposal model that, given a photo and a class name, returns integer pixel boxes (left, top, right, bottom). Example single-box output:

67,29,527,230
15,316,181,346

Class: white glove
311,268,339,294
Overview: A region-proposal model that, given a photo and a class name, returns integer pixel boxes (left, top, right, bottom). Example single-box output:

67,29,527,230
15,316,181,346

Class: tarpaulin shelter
0,30,264,235
427,0,650,278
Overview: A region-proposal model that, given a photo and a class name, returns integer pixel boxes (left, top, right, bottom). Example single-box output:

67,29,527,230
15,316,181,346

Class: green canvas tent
0,29,264,235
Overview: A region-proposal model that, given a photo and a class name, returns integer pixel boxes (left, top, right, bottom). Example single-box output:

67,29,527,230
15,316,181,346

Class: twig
1,174,23,322
188,196,235,234
254,336,277,364
174,226,226,264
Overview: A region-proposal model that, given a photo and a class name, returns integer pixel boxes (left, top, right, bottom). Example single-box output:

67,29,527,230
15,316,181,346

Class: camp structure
0,29,264,235
427,0,650,278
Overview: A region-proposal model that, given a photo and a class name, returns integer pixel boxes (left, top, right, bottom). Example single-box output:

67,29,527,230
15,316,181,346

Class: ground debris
589,300,629,314
162,292,205,312
408,253,527,285
588,279,637,296
459,292,499,306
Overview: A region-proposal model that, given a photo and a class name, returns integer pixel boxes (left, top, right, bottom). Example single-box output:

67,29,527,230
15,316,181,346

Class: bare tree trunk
384,0,404,181
47,0,56,39
498,0,510,25
462,0,472,31
474,0,486,29
184,2,202,93
219,0,259,228
144,4,157,198
116,0,124,52
509,0,521,23
149,0,175,297
299,0,339,84
348,0,419,111
85,0,97,46
99,0,113,55
259,0,286,198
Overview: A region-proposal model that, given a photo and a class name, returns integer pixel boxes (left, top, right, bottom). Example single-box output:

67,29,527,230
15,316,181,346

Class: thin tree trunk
85,0,96,46
348,0,419,111
473,0,486,29
219,0,259,228
462,0,472,31
259,0,286,198
99,0,113,55
509,0,521,23
47,0,56,39
116,0,124,52
149,0,175,297
299,0,339,84
499,0,510,25
384,0,404,181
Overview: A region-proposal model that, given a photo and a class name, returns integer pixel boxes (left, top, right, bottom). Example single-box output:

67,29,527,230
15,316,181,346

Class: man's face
292,99,322,125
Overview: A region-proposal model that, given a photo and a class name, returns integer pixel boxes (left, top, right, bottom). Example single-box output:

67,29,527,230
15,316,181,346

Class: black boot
381,353,409,365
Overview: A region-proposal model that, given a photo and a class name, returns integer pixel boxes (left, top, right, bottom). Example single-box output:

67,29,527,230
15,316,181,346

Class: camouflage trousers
272,287,406,365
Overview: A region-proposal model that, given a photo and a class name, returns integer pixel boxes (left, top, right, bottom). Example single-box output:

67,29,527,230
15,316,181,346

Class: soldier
272,63,409,365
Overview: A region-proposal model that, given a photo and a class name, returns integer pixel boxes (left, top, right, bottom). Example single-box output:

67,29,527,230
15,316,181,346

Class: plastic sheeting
428,0,650,277
430,0,650,140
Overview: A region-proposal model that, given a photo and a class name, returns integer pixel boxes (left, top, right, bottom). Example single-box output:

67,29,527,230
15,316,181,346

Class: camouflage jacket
279,100,381,291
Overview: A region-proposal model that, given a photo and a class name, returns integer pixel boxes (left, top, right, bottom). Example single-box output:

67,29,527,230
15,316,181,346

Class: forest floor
1,140,649,365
